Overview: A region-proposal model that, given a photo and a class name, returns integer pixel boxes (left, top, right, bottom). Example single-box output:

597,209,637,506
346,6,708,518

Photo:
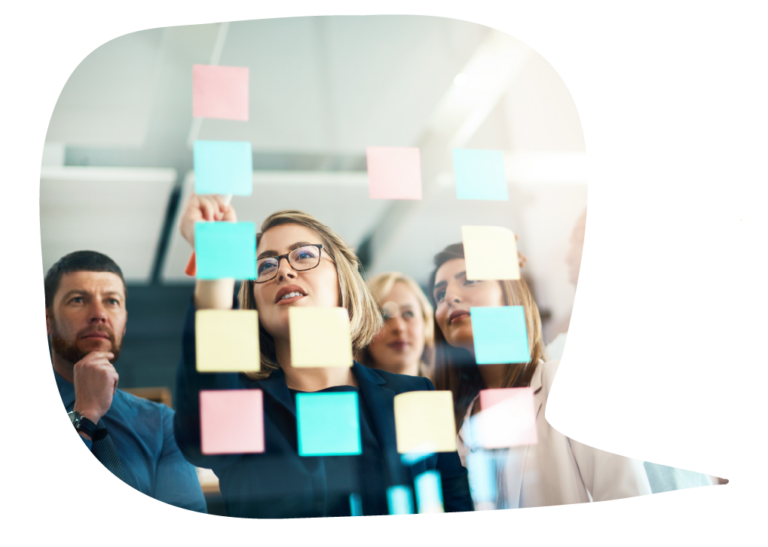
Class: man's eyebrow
257,242,315,260
61,289,89,300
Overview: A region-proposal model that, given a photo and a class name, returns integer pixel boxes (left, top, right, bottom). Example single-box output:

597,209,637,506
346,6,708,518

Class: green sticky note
195,222,256,279
296,392,361,456
470,306,530,364
453,149,508,201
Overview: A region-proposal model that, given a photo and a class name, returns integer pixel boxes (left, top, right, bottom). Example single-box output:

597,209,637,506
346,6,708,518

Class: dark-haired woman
430,243,651,509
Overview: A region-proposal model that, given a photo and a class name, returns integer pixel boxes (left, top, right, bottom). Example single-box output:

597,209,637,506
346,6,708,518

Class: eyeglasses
254,244,330,283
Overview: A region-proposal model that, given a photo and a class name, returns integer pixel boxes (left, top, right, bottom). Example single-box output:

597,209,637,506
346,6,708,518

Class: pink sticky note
474,388,538,448
193,64,249,121
200,390,264,454
366,146,422,200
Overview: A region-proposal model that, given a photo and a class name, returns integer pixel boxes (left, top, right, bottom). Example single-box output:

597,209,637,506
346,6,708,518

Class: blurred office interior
40,15,587,446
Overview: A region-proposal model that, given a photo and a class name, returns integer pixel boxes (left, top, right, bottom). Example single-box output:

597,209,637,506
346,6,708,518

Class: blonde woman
173,195,473,518
359,272,435,379
430,242,651,509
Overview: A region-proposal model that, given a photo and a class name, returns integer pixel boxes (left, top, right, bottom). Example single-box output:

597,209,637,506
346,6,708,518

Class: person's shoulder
369,367,432,393
536,358,561,393
115,389,175,419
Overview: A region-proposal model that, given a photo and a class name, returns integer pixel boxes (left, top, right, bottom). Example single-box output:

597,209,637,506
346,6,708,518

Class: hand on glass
179,193,238,248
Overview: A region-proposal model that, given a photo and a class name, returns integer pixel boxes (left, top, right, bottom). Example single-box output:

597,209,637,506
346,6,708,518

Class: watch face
68,410,81,428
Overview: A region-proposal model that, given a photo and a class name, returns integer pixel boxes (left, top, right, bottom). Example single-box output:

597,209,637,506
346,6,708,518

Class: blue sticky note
194,140,253,195
349,493,363,516
466,451,497,506
296,392,361,456
414,470,444,513
470,306,530,364
453,149,508,201
195,222,256,280
386,485,414,515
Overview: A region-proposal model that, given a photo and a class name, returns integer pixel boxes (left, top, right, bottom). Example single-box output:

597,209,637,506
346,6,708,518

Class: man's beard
49,318,121,365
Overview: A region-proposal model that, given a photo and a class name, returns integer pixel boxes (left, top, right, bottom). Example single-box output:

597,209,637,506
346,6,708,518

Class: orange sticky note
193,64,249,121
394,391,457,454
366,146,423,200
200,390,265,454
473,388,538,448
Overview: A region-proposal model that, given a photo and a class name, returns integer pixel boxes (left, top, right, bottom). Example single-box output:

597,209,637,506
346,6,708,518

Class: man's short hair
44,251,127,308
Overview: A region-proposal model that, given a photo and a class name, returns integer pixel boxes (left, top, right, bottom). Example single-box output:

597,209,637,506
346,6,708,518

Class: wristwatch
68,410,100,439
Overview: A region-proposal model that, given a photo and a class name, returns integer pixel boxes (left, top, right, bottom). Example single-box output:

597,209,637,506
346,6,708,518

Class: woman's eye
402,311,415,319
258,261,276,274
434,290,445,303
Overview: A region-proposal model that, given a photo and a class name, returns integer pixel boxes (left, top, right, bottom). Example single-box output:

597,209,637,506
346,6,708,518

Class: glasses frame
253,244,329,284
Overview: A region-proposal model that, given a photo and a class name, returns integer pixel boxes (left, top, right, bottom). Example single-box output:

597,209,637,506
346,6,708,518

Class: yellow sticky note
289,307,353,368
394,391,457,454
196,310,260,372
461,226,520,280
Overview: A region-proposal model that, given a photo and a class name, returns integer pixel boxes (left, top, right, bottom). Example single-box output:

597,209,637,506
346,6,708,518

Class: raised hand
179,193,238,248
72,351,119,425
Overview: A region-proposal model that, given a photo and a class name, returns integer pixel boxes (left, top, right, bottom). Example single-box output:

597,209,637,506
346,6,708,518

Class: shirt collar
53,367,76,410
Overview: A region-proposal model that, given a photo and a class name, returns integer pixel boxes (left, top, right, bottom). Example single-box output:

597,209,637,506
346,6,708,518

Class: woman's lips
388,341,408,351
451,314,471,325
276,294,305,306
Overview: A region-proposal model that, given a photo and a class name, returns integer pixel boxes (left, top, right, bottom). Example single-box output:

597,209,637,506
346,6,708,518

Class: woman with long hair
358,272,435,379
173,195,473,518
430,242,651,509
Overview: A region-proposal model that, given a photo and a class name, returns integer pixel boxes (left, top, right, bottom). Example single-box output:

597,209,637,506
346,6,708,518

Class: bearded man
46,251,206,513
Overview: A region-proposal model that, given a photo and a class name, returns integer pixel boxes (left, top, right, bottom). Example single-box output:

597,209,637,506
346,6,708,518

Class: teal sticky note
414,470,444,513
193,140,253,195
470,306,530,364
386,485,414,515
349,493,363,516
296,392,361,456
466,451,497,507
452,149,508,201
195,222,256,279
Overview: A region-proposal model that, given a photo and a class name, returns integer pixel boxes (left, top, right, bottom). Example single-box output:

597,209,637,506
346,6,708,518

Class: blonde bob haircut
429,243,547,430
238,210,383,381
358,272,435,375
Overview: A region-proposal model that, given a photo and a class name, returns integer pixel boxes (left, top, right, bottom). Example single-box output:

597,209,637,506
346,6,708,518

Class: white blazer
457,359,652,509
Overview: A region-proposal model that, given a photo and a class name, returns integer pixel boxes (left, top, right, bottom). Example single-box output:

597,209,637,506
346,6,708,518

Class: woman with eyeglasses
358,272,435,380
173,194,473,518
429,242,651,509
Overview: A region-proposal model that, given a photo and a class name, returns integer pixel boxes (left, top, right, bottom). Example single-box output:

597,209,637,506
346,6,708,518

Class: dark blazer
174,299,473,519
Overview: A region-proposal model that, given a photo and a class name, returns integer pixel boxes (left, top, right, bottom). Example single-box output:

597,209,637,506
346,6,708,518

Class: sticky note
195,310,259,372
193,64,249,121
461,225,520,280
349,493,363,516
473,387,538,448
200,390,264,454
193,140,253,196
394,391,456,454
387,485,414,515
466,451,497,509
296,392,361,456
452,149,508,200
195,222,256,279
289,307,353,368
414,470,444,514
366,146,422,200
470,306,530,364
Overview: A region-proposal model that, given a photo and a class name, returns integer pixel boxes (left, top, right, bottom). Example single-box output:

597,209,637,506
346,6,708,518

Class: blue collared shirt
55,369,207,513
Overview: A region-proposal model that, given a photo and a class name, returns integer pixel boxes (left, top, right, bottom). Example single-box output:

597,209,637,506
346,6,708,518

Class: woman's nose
276,257,298,280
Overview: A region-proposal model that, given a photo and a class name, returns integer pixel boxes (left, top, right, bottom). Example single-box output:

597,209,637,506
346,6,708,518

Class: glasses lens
256,258,279,282
289,245,321,270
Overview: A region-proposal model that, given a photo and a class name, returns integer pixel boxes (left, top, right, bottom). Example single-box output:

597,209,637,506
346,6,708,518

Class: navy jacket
174,300,473,518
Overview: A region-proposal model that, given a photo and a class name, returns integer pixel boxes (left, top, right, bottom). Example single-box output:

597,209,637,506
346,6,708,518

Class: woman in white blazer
429,243,651,509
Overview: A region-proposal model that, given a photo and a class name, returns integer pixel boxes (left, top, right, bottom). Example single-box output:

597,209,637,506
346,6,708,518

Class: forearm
194,279,236,310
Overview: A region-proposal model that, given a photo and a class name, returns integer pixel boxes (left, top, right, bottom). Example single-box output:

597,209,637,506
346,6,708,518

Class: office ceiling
40,15,587,327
